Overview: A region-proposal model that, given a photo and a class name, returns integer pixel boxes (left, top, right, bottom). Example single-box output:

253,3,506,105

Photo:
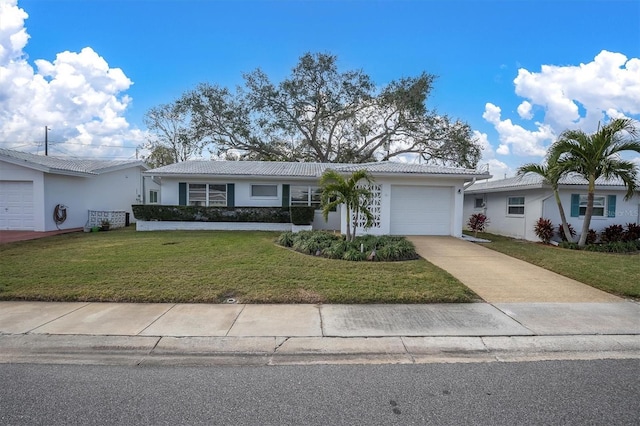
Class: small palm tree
550,118,640,246
518,150,574,243
320,169,375,242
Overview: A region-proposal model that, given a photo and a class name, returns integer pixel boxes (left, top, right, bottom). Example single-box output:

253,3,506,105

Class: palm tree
550,118,640,246
320,169,375,242
518,150,574,243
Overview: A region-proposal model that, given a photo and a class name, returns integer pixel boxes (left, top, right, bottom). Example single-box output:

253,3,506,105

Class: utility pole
45,126,49,156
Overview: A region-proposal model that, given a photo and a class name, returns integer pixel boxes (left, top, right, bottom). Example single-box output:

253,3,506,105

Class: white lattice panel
352,184,382,230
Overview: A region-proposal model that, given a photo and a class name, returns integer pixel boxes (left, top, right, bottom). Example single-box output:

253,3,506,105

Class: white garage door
0,181,35,230
390,185,452,235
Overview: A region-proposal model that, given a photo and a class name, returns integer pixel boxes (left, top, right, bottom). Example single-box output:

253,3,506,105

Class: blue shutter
570,194,580,217
179,183,187,206
227,184,235,208
607,195,616,218
282,184,290,208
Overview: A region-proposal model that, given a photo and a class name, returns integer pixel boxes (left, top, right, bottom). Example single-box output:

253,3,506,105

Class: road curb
1,334,639,366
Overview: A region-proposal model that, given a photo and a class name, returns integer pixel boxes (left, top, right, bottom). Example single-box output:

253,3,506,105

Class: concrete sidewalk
408,236,623,303
1,301,638,365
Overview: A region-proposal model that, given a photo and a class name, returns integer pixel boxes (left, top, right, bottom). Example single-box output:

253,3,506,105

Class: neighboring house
0,148,155,232
464,173,640,241
141,160,489,236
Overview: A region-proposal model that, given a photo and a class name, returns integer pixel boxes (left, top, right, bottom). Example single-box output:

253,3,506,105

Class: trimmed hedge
290,206,316,225
132,205,290,223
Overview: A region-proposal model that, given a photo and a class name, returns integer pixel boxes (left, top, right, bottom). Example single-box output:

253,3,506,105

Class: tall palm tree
320,169,375,242
550,118,640,246
518,150,574,243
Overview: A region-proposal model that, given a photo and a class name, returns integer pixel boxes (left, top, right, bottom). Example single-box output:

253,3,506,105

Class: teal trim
282,184,290,208
607,195,616,217
227,183,235,208
570,194,580,217
178,183,187,205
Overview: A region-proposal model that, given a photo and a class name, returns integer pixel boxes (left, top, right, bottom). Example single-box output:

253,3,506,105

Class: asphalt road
1,360,638,425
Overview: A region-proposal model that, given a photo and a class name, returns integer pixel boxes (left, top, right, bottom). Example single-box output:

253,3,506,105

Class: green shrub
277,231,418,262
583,241,640,253
559,241,580,250
277,231,295,247
131,205,290,223
290,206,316,225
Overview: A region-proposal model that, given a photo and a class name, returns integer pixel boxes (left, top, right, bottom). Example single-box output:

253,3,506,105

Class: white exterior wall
544,190,640,236
43,167,145,231
344,176,465,237
464,187,640,242
0,161,45,231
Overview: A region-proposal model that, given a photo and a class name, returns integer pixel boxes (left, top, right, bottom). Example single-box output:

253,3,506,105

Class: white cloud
482,103,553,157
472,130,514,180
482,50,640,168
517,101,533,120
513,50,640,132
0,0,144,158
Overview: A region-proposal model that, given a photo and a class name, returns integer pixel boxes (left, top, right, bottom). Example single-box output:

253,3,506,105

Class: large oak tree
144,52,481,167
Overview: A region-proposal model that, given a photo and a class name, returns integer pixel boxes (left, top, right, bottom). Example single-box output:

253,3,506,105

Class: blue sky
2,0,639,178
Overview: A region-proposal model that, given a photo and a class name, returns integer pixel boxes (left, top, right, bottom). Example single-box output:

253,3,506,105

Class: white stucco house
140,160,490,236
463,173,640,241
0,148,155,232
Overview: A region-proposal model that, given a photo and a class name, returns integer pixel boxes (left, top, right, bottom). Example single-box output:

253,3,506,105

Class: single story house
0,148,155,232
140,160,490,236
463,173,640,241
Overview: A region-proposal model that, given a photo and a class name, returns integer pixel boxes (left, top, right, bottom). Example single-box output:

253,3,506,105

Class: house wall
543,190,640,236
0,161,46,231
464,187,640,241
43,166,145,231
154,177,341,230
464,188,547,240
345,176,465,237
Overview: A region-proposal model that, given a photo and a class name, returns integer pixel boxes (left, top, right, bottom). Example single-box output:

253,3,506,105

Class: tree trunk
554,188,574,243
578,177,595,247
345,205,352,242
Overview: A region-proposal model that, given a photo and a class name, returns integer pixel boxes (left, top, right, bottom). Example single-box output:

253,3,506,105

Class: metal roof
0,148,147,176
145,160,489,179
466,172,633,194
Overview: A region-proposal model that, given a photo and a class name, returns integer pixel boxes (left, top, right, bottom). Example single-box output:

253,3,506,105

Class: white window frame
251,184,278,199
290,185,322,209
507,196,525,216
188,183,227,207
149,190,158,204
579,195,605,217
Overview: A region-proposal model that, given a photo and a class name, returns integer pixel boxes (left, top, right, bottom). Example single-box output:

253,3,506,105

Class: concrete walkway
408,236,623,303
0,301,638,365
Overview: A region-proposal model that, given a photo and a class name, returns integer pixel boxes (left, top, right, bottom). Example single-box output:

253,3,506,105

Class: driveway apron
408,236,623,303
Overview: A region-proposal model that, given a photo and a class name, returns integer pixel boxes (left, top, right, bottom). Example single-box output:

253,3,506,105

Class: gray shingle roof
0,148,146,175
146,160,488,178
466,173,633,193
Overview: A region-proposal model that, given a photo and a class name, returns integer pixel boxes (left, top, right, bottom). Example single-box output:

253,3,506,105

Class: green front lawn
0,228,477,304
472,232,640,299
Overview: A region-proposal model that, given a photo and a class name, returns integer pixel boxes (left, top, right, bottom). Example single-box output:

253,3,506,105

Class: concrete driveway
408,236,623,303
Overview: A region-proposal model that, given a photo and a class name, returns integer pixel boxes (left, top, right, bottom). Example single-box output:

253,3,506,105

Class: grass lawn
471,232,640,299
0,228,478,304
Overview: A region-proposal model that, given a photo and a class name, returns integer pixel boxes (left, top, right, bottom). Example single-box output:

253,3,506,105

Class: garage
390,185,452,235
0,181,35,230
